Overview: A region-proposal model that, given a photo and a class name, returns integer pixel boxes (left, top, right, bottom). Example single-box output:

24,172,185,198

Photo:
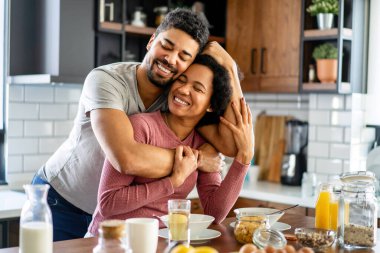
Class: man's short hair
155,8,209,52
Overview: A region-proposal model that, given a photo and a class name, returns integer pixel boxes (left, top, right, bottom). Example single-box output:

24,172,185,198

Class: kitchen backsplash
6,83,82,184
5,84,376,186
307,94,375,183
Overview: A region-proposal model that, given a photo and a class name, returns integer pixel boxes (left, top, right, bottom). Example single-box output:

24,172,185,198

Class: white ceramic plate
158,228,221,244
229,221,291,231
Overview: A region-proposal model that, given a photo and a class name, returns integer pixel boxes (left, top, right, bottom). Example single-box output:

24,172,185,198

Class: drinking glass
168,199,191,245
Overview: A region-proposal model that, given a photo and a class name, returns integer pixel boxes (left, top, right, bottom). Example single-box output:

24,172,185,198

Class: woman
88,54,254,235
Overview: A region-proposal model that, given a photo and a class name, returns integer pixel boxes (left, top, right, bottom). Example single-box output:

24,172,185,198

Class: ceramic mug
125,218,159,253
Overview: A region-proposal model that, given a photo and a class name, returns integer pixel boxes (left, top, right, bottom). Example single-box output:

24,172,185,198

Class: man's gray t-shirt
39,62,166,214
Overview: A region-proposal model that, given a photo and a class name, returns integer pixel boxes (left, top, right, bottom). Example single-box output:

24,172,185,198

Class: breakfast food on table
234,215,267,244
238,243,314,253
170,245,218,253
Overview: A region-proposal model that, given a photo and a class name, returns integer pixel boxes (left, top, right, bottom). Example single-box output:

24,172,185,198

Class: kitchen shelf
299,0,366,94
302,82,337,91
303,28,352,41
302,82,351,93
99,21,225,43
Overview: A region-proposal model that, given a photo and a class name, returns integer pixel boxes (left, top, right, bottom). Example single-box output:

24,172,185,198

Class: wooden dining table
0,213,378,253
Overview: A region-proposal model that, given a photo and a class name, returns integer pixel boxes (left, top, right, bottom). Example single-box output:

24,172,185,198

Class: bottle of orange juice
329,190,340,231
315,183,333,229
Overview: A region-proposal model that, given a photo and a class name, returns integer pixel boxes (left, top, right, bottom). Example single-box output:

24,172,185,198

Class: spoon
267,204,299,215
152,215,164,221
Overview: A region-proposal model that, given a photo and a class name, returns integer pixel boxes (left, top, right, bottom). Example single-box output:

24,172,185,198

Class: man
32,8,244,241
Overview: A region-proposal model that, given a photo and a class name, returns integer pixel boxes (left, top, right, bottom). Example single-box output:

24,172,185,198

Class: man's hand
197,143,224,173
202,41,236,70
169,146,199,188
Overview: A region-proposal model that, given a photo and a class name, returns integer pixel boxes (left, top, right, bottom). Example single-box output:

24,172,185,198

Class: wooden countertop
0,213,378,252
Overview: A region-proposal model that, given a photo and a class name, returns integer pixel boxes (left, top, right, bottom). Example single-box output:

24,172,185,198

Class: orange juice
315,187,331,229
329,201,338,231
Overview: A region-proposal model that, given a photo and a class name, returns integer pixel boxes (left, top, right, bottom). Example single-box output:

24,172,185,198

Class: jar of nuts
234,215,268,244
338,173,378,249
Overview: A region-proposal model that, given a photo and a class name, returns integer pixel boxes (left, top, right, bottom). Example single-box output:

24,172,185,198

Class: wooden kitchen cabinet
226,0,301,93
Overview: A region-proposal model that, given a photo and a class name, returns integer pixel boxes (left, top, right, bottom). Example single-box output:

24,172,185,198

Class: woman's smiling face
168,63,214,121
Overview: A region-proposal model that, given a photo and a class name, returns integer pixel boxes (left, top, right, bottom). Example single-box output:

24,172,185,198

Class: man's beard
147,59,177,89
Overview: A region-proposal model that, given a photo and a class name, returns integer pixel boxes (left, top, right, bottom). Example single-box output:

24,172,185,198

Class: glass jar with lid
234,214,268,244
338,171,378,248
93,220,132,253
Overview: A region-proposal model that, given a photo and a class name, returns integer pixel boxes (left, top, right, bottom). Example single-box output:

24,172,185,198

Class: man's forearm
91,109,175,178
113,141,175,178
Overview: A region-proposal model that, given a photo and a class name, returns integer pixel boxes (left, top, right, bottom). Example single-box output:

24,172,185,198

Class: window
0,0,8,184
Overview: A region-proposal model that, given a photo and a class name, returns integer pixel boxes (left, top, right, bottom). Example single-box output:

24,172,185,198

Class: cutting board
254,114,290,183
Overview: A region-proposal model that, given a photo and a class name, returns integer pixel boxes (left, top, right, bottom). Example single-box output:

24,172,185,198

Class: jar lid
253,228,287,249
340,171,376,184
342,181,375,193
99,219,126,239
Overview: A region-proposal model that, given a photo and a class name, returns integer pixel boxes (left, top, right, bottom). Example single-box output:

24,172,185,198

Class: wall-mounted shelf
299,0,367,94
99,22,225,43
302,82,337,91
304,28,352,40
95,0,227,67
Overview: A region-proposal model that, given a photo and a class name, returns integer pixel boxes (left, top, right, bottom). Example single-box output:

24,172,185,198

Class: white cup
125,218,159,253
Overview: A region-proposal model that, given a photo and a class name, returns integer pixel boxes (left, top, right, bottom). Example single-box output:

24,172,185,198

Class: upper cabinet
300,0,368,93
226,0,301,93
95,0,226,66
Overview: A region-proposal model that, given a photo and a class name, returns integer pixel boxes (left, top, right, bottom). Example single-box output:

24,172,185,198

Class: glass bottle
315,183,333,230
329,187,341,231
308,64,316,82
338,181,377,248
19,184,53,253
93,220,132,253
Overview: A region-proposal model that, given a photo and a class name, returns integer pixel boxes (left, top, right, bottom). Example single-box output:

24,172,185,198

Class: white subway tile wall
307,93,375,179
8,84,83,175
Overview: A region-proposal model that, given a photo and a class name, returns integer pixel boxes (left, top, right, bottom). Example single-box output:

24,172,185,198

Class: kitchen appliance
281,119,308,186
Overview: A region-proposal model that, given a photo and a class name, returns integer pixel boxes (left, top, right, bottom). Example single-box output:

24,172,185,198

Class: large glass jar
19,184,53,253
338,181,377,248
234,215,268,244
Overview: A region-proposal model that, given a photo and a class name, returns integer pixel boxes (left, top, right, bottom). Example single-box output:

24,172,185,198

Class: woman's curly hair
193,54,232,126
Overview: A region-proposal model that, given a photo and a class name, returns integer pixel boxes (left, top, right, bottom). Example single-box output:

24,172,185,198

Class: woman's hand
169,146,199,188
219,97,254,164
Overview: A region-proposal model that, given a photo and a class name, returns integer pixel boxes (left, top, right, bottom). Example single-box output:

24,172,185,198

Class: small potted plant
312,43,338,83
307,0,339,30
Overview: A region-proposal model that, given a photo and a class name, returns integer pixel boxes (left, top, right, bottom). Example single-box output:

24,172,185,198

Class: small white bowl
233,207,284,226
160,214,215,235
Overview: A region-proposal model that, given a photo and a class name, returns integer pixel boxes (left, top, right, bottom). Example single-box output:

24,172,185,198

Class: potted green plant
307,0,339,30
312,43,338,83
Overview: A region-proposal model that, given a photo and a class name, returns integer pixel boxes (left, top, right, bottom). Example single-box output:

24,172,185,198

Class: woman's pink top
88,111,249,235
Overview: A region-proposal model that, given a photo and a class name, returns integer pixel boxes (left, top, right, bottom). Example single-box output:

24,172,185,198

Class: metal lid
342,181,375,193
340,171,376,184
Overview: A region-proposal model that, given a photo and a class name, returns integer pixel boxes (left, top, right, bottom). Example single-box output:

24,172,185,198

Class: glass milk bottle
19,184,53,253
